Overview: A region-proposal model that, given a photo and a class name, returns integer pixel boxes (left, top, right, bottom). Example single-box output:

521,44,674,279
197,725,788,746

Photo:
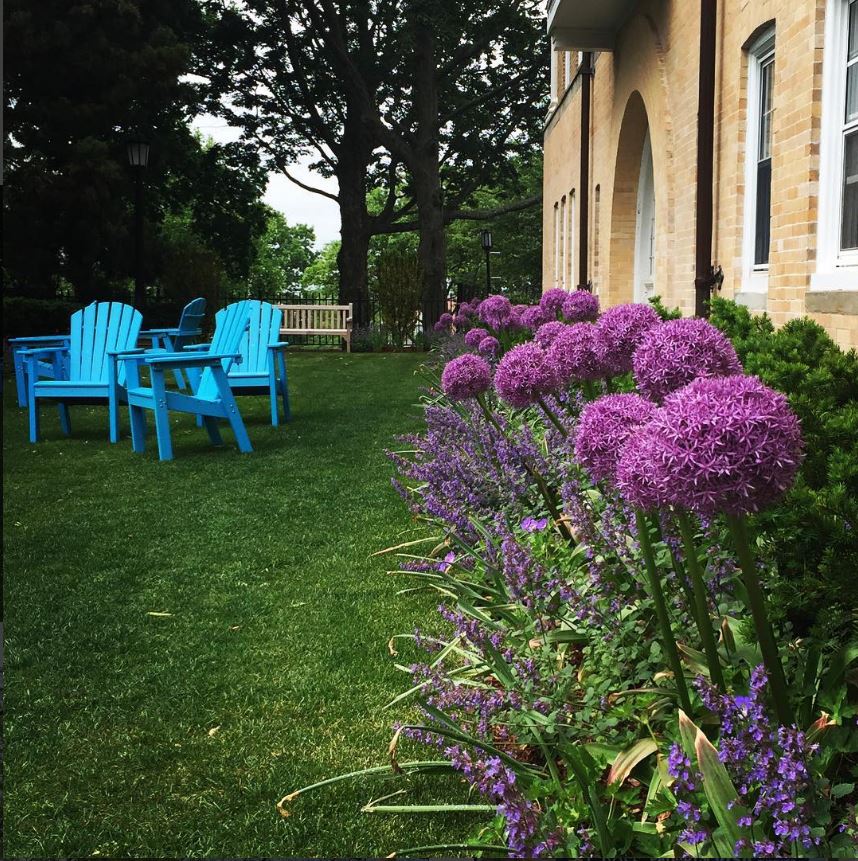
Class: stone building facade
543,0,858,350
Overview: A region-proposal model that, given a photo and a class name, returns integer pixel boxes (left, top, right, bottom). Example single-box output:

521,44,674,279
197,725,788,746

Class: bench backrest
69,301,142,384
277,304,353,333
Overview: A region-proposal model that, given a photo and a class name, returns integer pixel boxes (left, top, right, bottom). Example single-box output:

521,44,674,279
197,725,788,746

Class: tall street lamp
480,229,493,297
127,139,150,307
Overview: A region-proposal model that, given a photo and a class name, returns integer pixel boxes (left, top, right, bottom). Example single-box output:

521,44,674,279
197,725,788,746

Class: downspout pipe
577,51,594,292
694,0,718,317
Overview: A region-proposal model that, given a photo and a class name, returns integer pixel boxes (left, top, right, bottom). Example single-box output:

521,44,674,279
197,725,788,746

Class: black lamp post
480,229,493,297
127,139,150,306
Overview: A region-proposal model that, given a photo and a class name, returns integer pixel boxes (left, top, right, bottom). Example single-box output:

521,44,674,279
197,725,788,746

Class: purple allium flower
595,302,661,376
509,304,528,329
464,327,490,349
478,294,513,329
440,354,492,401
433,311,453,333
633,318,742,401
616,375,804,515
520,305,548,331
539,288,569,318
494,342,559,408
546,322,604,383
574,394,658,485
562,290,600,323
478,336,500,357
535,321,567,349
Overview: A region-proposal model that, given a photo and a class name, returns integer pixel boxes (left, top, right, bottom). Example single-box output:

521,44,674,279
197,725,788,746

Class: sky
191,114,341,250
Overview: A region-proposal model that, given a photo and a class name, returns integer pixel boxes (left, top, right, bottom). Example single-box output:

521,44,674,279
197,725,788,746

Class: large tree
200,0,546,324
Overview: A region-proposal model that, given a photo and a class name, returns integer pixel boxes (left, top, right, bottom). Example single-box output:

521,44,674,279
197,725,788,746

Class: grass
3,352,475,858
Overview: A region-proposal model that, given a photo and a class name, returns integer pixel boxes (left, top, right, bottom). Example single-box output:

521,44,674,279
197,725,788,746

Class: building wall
543,0,858,350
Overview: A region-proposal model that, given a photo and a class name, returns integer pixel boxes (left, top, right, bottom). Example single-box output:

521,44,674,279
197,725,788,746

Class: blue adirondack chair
137,297,207,390
8,303,101,406
113,300,253,461
22,302,142,444
217,299,290,426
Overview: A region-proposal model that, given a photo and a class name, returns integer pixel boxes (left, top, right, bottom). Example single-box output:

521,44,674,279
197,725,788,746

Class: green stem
536,396,568,437
635,510,693,712
654,515,699,620
675,510,726,691
725,514,793,726
582,380,598,401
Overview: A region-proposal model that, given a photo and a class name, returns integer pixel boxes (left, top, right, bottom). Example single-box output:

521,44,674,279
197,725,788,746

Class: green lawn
3,353,472,858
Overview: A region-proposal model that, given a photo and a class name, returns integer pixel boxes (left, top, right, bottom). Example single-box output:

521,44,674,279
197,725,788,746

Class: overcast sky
191,114,341,249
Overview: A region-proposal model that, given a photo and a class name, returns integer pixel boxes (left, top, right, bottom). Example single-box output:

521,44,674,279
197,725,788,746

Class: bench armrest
268,341,290,351
146,351,241,369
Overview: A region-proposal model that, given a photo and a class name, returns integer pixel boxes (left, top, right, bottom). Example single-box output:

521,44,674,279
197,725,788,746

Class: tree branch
444,194,541,223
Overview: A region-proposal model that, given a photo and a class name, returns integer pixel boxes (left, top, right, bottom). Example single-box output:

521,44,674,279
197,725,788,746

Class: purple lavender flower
633,317,742,402
478,294,513,329
534,320,567,349
478,335,500,358
539,288,569,318
464,327,490,349
546,322,604,383
519,305,547,332
433,311,453,333
562,290,600,323
494,342,560,408
616,375,804,516
595,302,661,376
575,394,658,485
440,354,492,401
521,516,549,533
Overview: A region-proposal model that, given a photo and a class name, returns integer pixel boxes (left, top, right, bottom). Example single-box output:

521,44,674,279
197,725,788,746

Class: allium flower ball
433,312,453,332
478,335,500,357
633,318,742,401
546,323,604,382
535,321,567,349
539,288,569,318
615,429,666,511
477,294,512,329
509,305,529,329
494,342,559,408
595,303,661,376
617,375,804,516
575,394,658,484
464,327,489,349
562,290,600,323
440,353,492,401
520,305,548,331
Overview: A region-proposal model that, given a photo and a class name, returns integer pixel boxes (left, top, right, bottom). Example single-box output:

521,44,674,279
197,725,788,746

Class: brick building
543,0,858,350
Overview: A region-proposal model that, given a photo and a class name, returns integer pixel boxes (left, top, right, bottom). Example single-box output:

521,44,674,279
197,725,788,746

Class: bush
373,250,422,348
710,297,858,639
3,296,83,339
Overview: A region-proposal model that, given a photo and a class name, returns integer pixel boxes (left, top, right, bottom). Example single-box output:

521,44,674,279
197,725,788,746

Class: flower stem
635,510,693,712
536,396,568,437
674,510,726,692
725,513,793,726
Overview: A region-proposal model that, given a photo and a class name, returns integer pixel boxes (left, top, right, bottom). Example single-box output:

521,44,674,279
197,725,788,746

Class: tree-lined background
3,0,547,335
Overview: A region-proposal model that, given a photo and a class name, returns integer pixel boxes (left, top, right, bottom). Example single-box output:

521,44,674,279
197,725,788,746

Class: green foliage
300,241,341,300
647,295,683,321
710,298,858,640
246,211,317,300
374,251,423,347
3,297,83,338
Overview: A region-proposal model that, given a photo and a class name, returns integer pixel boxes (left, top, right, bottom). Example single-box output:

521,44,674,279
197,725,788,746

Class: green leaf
608,738,658,786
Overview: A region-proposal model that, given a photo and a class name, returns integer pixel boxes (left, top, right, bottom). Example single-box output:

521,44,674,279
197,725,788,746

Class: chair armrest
17,345,69,359
183,342,212,351
9,335,70,346
108,347,149,357
139,327,180,337
267,341,290,351
145,351,241,369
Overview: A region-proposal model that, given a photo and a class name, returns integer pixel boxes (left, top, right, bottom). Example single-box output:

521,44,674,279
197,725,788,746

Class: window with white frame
743,28,775,290
560,195,567,288
816,0,858,287
553,202,560,286
568,190,576,289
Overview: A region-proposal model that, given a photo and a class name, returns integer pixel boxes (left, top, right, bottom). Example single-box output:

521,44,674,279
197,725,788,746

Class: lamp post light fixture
480,229,493,297
127,140,150,307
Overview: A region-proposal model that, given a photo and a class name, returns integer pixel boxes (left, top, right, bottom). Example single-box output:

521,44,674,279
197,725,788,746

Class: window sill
735,291,768,311
809,270,858,292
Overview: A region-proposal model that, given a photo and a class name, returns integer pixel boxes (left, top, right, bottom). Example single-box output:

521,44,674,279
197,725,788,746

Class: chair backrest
217,300,282,375
196,300,252,400
68,301,142,384
173,297,207,349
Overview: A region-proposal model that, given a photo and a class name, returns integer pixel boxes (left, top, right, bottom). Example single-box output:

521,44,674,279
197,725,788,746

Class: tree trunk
411,5,447,330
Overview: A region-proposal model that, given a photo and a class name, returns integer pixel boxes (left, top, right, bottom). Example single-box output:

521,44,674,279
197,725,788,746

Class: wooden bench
276,303,353,352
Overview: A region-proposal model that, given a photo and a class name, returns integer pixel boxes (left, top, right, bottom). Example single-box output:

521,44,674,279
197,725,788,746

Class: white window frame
568,189,576,289
814,0,858,290
742,28,776,294
560,195,567,289
553,202,560,287
564,51,572,91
